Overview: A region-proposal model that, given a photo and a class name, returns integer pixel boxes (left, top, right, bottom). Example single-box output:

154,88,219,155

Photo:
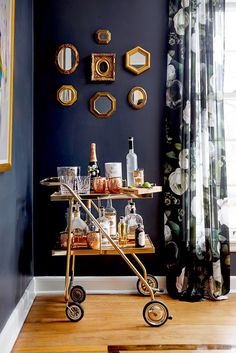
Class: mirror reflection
97,59,109,74
128,86,147,110
125,46,150,75
55,44,79,74
90,92,116,118
57,85,77,106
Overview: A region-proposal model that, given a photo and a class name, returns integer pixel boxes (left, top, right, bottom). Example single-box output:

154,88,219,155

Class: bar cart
40,177,173,327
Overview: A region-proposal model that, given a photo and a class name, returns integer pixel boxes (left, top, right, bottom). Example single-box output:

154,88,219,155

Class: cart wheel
143,300,169,327
137,274,159,296
66,303,84,322
70,285,86,303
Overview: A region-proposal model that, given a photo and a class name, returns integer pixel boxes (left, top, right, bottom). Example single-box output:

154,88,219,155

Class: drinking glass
57,166,79,194
75,176,91,194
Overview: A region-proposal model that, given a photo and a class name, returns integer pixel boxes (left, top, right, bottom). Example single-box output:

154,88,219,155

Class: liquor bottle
85,200,96,232
104,199,117,240
125,207,143,239
87,143,100,190
125,200,136,216
126,137,138,186
97,207,110,245
118,216,127,247
135,223,145,248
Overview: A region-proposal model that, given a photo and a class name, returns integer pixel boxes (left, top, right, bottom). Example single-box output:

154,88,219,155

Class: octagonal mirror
95,29,111,44
128,86,147,110
125,46,150,75
55,44,79,74
90,92,116,118
57,85,77,106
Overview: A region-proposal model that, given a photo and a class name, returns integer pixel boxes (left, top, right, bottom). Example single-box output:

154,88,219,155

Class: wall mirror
91,53,116,81
55,44,79,74
125,46,150,75
128,86,147,110
95,29,111,44
90,92,116,118
57,85,77,106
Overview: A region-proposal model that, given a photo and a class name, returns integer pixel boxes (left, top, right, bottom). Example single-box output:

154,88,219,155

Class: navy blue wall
0,0,33,331
34,0,169,276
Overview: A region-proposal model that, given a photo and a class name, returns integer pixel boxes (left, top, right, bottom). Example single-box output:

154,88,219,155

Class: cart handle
40,176,62,187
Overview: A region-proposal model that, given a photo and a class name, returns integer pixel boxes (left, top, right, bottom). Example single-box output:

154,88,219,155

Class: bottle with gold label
104,199,117,240
87,143,100,190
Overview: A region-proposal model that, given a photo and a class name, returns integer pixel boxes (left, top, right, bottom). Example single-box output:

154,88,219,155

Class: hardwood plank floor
12,294,236,353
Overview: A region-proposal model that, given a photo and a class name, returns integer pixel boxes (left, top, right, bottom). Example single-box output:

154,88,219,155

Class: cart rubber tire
137,274,159,296
143,300,169,327
70,285,86,303
66,303,84,322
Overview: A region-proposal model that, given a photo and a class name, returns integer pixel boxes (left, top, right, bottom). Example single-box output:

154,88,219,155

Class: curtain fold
164,0,230,301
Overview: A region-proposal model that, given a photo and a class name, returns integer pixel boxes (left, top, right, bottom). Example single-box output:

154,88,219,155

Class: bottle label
138,231,145,247
105,214,117,236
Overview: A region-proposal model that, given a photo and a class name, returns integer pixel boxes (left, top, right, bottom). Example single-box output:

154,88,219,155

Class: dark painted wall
0,0,33,331
34,0,169,276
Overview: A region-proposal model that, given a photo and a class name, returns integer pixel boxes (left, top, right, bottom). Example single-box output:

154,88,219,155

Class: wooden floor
12,293,236,353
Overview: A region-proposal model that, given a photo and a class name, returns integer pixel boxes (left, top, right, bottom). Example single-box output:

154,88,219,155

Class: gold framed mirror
91,53,116,81
57,85,78,106
90,92,116,118
128,86,147,110
55,44,79,74
95,29,111,44
125,46,150,75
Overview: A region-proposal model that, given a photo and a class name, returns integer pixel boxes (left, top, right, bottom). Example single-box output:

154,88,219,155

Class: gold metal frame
125,46,151,75
128,86,147,110
57,85,78,106
95,29,111,44
90,92,116,118
0,0,15,172
55,43,79,74
91,53,116,81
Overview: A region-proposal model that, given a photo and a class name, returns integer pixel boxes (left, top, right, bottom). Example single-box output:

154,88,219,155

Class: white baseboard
35,275,167,294
0,278,36,353
0,275,235,353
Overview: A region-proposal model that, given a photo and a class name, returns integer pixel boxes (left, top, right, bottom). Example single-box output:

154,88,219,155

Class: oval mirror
128,87,147,110
55,44,79,74
125,46,150,75
97,59,109,75
57,85,77,106
90,92,116,118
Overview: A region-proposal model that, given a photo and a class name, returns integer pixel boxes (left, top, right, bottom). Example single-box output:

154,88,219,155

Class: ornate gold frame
91,53,116,81
55,43,79,74
90,92,116,118
95,29,111,44
125,46,151,75
128,86,147,110
57,85,78,106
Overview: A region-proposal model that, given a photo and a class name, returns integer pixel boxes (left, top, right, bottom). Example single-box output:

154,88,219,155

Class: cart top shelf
50,185,162,201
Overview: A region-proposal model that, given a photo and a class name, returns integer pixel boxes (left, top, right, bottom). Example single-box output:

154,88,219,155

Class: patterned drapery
164,0,230,300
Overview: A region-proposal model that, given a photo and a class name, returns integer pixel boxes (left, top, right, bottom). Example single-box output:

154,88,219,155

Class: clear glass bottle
118,216,127,247
97,207,110,245
125,200,136,216
125,207,143,239
85,200,96,232
87,143,100,190
104,199,117,239
71,204,88,234
126,137,138,186
135,223,145,248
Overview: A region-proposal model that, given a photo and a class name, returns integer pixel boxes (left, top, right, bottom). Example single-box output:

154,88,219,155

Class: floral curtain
164,0,230,301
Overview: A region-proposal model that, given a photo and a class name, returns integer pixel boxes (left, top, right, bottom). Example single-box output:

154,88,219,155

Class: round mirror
96,59,109,75
55,44,79,74
128,87,147,110
90,92,116,118
57,85,77,106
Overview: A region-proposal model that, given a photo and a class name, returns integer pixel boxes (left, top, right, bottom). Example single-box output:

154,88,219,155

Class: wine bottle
126,137,138,186
88,143,100,190
104,199,117,240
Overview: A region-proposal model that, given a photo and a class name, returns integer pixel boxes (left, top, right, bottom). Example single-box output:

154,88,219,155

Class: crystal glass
57,166,79,194
75,176,91,194
59,175,76,194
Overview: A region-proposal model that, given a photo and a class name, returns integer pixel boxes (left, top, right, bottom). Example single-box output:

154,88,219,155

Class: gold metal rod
131,253,147,280
64,198,73,302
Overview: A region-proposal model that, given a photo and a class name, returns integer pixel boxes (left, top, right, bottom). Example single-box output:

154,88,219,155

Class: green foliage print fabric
164,0,230,301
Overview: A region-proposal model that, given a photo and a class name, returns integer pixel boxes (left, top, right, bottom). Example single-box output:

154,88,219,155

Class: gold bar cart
40,177,173,327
